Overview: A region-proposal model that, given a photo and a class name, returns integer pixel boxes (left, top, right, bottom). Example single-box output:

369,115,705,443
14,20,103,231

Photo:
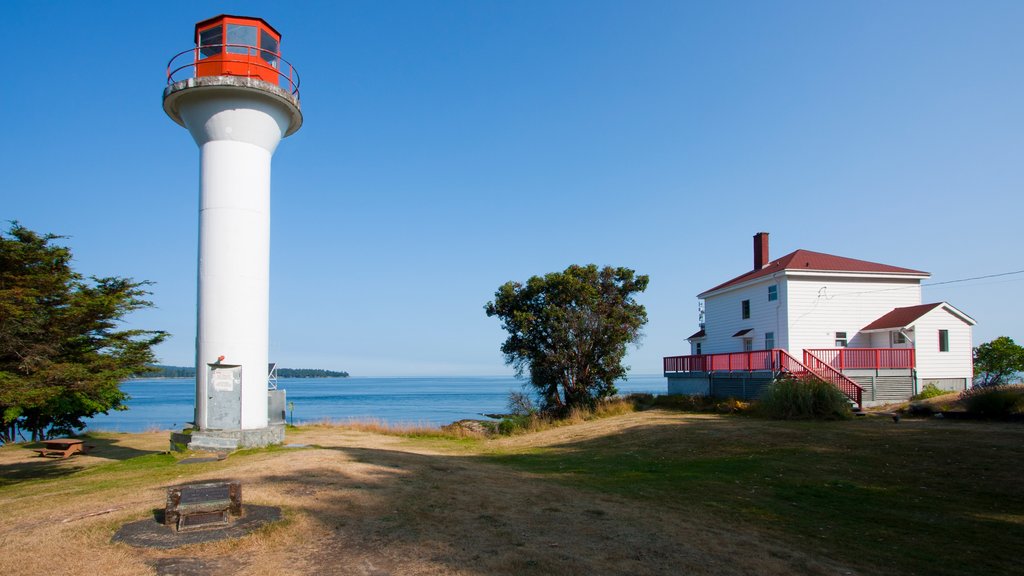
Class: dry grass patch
0,418,859,576
10,414,1020,575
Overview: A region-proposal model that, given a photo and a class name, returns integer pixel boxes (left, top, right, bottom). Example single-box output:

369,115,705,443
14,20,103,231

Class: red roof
700,249,929,296
862,303,944,331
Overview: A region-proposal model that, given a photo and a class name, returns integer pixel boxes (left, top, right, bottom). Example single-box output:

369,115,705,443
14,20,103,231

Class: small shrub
912,383,953,401
625,393,656,410
715,398,750,414
591,397,635,418
497,414,536,435
625,393,719,412
494,397,636,436
959,384,1024,419
755,375,853,420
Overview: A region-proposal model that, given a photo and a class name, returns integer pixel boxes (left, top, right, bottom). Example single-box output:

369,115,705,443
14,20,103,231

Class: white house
665,233,976,407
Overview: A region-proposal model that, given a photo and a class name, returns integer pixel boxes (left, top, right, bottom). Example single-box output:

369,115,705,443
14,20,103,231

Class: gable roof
699,249,929,297
861,303,943,331
862,302,976,331
687,329,706,340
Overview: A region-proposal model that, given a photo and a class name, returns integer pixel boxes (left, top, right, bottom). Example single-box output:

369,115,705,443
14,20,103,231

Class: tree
0,223,166,442
973,336,1024,387
485,264,648,414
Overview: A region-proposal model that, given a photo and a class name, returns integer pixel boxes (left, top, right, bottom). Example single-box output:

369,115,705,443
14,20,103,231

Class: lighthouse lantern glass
199,26,222,58
260,30,279,67
226,24,257,54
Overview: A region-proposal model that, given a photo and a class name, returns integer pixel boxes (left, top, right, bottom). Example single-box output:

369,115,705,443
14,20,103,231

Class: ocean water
83,374,668,433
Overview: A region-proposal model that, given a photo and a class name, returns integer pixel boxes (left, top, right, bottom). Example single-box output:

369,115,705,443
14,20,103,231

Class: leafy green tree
0,224,166,442
485,264,648,414
973,336,1024,387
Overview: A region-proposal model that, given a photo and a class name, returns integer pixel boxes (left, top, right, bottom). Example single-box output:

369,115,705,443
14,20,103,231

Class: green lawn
484,414,1024,576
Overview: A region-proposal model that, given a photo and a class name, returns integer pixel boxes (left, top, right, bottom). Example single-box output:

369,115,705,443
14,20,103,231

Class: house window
890,331,906,346
768,285,778,301
695,342,702,355
939,329,949,352
741,300,750,319
742,338,753,352
835,332,848,348
765,331,775,350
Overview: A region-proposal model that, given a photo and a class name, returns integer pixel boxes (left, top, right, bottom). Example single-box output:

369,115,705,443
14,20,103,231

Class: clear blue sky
3,1,1022,376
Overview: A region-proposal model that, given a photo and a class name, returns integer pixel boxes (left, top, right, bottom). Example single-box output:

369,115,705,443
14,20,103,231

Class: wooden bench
165,481,242,532
32,438,92,458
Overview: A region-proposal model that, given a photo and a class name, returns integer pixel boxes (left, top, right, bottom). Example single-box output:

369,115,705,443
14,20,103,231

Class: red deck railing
663,348,865,407
664,350,787,373
803,348,914,371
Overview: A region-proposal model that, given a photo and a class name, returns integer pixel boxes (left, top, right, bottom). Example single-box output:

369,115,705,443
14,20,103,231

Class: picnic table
33,438,91,458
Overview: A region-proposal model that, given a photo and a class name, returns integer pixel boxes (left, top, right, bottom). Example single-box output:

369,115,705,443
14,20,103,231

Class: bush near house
755,375,853,420
626,393,749,414
912,383,953,401
959,384,1024,419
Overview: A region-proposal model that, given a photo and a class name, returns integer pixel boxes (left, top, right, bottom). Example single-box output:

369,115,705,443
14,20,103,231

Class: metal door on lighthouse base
207,365,242,430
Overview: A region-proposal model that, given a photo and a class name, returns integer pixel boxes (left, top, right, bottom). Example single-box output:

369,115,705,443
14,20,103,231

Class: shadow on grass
80,434,164,461
0,435,163,488
250,442,828,576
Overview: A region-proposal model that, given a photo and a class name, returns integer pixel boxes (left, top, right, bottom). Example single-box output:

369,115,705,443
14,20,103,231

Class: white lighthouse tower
163,15,302,450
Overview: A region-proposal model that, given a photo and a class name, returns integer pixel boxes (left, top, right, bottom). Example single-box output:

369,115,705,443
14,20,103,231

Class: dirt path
0,415,856,576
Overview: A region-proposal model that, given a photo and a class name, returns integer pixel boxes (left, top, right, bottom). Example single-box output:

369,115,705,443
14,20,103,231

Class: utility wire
922,269,1024,288
808,268,1024,299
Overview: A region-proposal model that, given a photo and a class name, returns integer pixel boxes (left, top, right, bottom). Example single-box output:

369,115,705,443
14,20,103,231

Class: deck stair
782,349,864,408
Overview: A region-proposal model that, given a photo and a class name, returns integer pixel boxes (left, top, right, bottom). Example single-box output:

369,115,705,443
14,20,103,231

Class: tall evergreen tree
0,223,166,442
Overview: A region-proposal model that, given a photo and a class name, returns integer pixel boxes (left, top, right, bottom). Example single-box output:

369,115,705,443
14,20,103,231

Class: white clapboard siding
911,306,974,382
785,276,921,353
700,276,787,354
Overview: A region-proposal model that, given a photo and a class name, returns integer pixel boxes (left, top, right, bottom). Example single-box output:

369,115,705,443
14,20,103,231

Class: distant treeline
143,365,349,378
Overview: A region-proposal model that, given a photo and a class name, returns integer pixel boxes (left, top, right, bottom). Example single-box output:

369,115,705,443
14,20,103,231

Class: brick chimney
753,232,769,270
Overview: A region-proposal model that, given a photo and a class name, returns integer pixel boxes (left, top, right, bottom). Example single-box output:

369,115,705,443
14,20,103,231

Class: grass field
0,412,1021,575
483,414,1024,576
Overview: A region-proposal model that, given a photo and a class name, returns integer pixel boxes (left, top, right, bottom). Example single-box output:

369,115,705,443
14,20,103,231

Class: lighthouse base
170,424,285,453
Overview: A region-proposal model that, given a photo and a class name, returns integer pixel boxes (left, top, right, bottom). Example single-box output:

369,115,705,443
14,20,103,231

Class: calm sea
83,375,668,433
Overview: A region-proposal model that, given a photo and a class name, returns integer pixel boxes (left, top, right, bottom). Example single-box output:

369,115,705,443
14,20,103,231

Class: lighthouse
163,15,302,450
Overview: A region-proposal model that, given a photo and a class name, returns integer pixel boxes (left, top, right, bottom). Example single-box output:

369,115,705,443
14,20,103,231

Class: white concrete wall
178,91,294,431
700,275,787,354
911,306,974,382
785,275,921,353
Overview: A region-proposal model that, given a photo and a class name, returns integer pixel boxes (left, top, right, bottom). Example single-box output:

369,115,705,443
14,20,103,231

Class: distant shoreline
144,365,350,379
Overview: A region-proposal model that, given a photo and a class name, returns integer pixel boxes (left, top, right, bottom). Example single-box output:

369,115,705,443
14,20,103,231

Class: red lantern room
194,15,282,85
